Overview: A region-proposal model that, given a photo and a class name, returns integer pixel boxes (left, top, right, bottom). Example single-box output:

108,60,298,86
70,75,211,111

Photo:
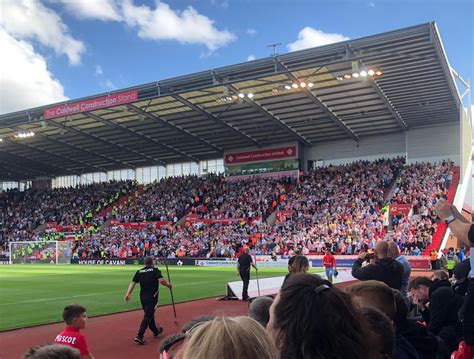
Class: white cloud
95,65,104,76
101,79,117,90
368,2,376,7
210,0,229,9
287,27,349,52
0,0,85,65
121,0,236,51
0,29,68,114
56,0,122,21
246,28,257,36
247,54,256,61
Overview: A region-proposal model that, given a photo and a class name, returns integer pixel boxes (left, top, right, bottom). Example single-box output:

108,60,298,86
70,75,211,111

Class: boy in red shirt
322,250,337,283
54,304,94,359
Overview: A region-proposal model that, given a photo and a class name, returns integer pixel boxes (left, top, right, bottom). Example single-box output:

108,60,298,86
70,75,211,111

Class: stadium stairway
423,166,460,255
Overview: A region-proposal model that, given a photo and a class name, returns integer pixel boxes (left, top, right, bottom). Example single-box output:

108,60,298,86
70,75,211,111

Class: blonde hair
180,316,279,359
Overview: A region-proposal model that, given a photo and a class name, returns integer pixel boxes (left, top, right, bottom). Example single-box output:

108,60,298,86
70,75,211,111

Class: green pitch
0,265,322,331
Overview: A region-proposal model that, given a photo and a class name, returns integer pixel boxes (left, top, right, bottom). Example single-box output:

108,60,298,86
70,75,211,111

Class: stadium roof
0,22,461,181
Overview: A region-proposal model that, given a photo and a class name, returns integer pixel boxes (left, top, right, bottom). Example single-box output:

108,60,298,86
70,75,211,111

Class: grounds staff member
435,199,474,354
124,256,172,345
237,247,257,301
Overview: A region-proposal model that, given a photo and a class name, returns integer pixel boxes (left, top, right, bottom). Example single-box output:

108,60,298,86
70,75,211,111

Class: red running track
0,298,248,359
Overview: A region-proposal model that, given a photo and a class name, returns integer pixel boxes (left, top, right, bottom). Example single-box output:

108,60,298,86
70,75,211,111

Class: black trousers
240,270,250,299
137,295,159,338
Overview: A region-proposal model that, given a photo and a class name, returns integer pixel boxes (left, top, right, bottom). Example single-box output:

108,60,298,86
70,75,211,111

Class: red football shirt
54,326,90,356
322,254,336,268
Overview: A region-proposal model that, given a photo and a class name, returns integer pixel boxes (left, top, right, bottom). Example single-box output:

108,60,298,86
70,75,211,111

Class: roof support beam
354,57,407,130
226,84,312,146
274,59,359,143
85,112,199,163
7,126,110,173
171,95,261,148
3,138,97,174
127,104,223,154
48,119,163,168
0,150,64,177
0,160,41,179
36,133,129,170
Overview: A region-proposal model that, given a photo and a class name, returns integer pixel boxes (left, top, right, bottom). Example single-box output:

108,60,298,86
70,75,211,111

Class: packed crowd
390,160,454,254
0,180,134,255
1,158,456,260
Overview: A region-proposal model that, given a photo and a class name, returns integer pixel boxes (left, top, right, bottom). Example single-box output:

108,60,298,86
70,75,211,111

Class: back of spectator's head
62,304,86,326
22,344,80,359
361,307,395,359
159,333,185,358
288,255,309,274
181,316,279,359
453,260,471,281
181,315,215,333
387,241,400,259
391,289,409,326
144,256,154,266
244,247,250,254
346,280,396,320
249,296,273,327
431,270,449,281
375,240,389,259
268,273,372,359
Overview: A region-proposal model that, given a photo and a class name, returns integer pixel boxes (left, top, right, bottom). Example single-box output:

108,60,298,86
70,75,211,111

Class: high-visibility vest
446,253,456,269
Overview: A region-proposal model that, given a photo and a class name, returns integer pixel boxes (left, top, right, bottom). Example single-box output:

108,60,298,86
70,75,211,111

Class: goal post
8,241,73,264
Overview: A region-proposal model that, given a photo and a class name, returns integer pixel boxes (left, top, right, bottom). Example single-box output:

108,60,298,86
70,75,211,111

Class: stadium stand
1,158,458,260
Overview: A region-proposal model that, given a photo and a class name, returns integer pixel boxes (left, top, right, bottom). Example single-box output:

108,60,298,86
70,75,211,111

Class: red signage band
43,90,138,120
389,204,412,215
224,146,297,165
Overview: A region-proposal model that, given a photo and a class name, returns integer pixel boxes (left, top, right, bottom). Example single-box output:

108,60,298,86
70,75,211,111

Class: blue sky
0,0,472,114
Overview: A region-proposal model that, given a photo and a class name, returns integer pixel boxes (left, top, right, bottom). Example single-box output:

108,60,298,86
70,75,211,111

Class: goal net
8,241,73,264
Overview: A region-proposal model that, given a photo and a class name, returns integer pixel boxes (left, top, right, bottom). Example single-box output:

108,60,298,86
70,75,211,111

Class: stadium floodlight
352,72,360,78
15,131,35,139
284,85,292,90
367,69,375,76
343,74,351,80
292,83,299,89
0,138,2,142
375,70,383,76
300,82,307,88
307,82,314,88
238,93,245,98
360,70,368,77
247,93,254,99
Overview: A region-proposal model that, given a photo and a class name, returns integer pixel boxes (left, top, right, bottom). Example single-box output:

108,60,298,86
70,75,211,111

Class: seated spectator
408,276,464,354
391,288,438,359
352,240,404,290
249,296,274,328
22,344,80,359
360,307,395,359
432,270,449,281
54,304,94,359
451,259,471,296
282,255,309,286
346,280,419,359
180,316,279,359
267,273,373,358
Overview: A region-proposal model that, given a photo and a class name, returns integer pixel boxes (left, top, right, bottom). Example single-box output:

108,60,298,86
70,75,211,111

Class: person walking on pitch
237,247,257,301
124,256,172,345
